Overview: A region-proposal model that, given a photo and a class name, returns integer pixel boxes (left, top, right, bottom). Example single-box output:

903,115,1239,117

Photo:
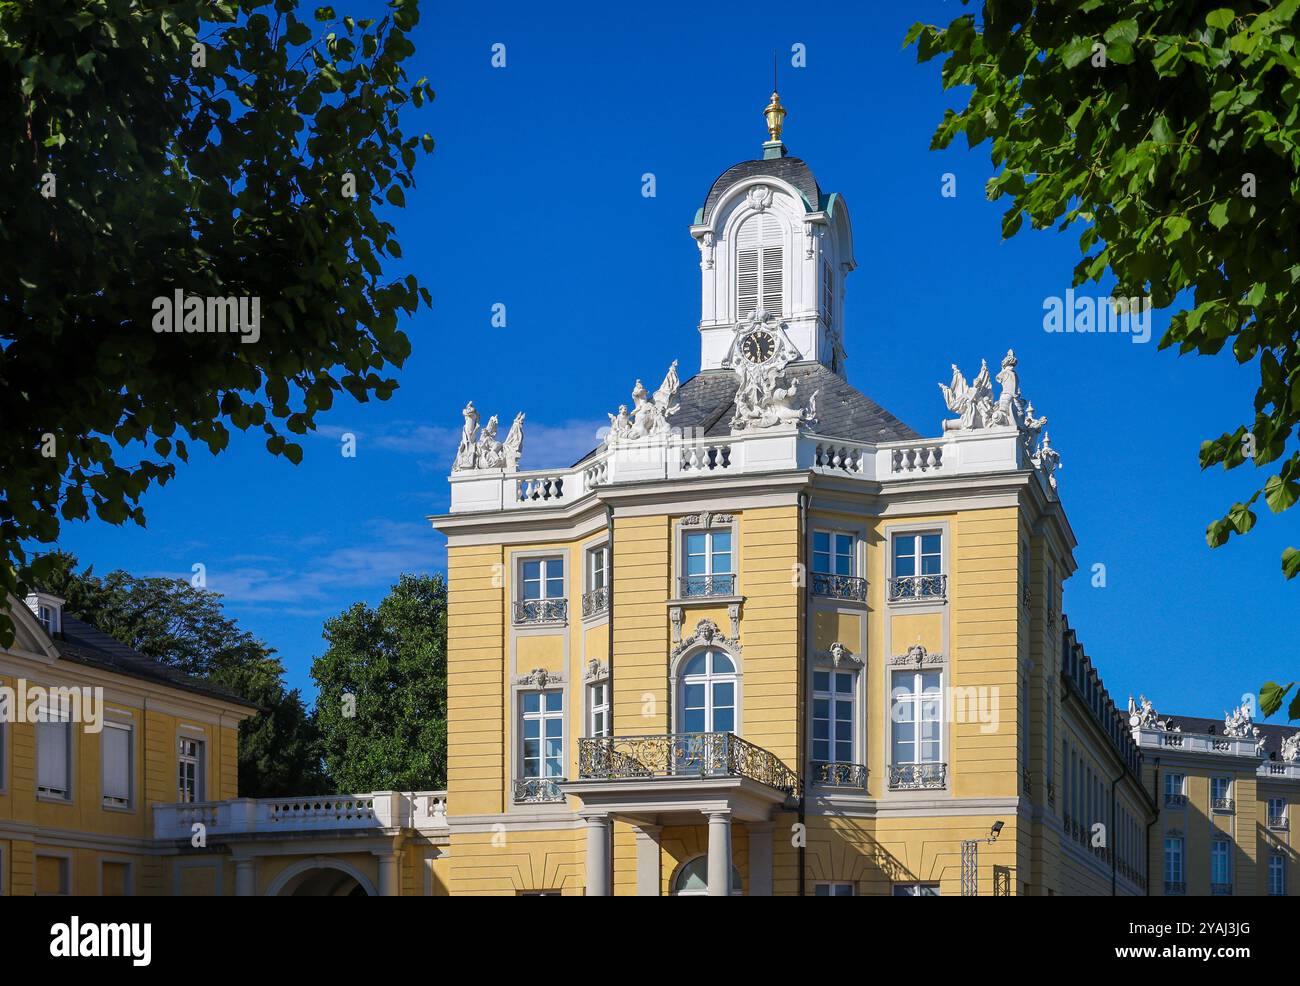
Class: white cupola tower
690,91,856,375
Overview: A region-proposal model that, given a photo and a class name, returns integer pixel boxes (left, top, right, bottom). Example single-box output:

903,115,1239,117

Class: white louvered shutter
37,720,69,795
103,724,131,804
735,214,783,319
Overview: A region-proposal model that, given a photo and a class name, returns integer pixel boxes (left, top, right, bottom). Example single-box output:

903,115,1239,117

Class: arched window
671,855,743,896
679,649,736,734
735,213,783,319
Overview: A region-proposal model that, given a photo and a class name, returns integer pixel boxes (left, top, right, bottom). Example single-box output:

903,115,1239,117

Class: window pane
712,682,734,710
544,691,563,712
683,683,705,709
712,552,732,575
711,652,735,674
813,670,830,692
713,707,734,733
522,692,540,714
684,709,706,732
813,532,829,554
683,653,707,676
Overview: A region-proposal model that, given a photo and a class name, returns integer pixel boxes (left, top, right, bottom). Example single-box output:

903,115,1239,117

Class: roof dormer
25,590,65,638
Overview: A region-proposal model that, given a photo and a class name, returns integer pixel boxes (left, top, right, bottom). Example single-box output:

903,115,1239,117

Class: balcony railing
152,791,448,839
581,586,609,619
811,573,868,602
811,761,868,789
1213,797,1235,814
1164,793,1187,808
513,598,568,625
679,574,736,598
513,777,566,804
887,762,947,791
1268,814,1289,830
578,732,799,795
1164,881,1185,896
1211,883,1234,896
887,574,947,603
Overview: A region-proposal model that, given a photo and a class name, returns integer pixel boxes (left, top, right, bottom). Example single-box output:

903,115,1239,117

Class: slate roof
700,156,822,222
55,614,258,709
573,364,919,467
1164,713,1300,761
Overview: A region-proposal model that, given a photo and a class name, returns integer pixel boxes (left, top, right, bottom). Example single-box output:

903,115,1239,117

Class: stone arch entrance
267,858,378,897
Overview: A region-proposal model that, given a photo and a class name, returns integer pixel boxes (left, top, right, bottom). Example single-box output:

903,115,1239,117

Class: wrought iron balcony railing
578,732,799,795
887,574,947,602
581,586,609,619
679,574,736,598
810,573,868,602
1164,793,1187,808
512,777,567,804
1269,814,1289,830
513,598,569,626
1211,883,1233,896
1164,881,1186,896
887,762,947,791
811,761,868,789
1213,797,1235,814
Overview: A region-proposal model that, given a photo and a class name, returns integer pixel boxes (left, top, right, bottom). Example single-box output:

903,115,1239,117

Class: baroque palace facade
0,97,1295,896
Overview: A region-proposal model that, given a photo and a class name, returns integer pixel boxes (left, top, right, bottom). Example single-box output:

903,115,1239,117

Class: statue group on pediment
453,401,525,473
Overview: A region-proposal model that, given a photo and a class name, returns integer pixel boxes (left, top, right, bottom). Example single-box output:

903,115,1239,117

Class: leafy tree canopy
906,1,1300,718
41,551,330,797
1,0,434,644
311,572,447,792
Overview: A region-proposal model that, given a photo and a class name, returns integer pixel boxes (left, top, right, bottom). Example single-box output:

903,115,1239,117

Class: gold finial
764,89,786,143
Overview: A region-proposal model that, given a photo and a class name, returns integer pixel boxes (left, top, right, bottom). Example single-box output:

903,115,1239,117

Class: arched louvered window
736,213,783,320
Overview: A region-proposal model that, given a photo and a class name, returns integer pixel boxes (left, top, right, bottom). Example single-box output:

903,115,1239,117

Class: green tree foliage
906,2,1300,717
0,0,435,644
311,573,447,792
41,552,330,796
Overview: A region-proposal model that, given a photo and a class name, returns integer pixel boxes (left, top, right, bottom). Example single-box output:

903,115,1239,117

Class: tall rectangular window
812,531,854,576
588,682,610,739
1269,853,1286,896
36,718,71,800
891,532,944,600
891,670,942,765
1164,837,1184,886
1268,796,1287,827
1211,839,1231,887
1046,696,1055,789
1164,773,1185,801
521,690,564,781
683,529,733,596
1212,776,1232,811
812,670,855,767
522,557,565,601
736,214,783,320
101,722,132,809
587,545,608,592
178,737,205,803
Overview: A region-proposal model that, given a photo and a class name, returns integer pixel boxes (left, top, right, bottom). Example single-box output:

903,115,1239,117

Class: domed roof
698,155,823,224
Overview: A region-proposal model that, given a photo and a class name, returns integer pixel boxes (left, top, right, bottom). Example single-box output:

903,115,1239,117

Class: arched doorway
267,858,378,897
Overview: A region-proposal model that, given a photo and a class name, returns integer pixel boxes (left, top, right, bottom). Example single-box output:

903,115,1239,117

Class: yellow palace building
1,98,1295,896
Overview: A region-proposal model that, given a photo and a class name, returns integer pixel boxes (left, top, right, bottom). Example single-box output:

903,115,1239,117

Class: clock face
741,330,776,365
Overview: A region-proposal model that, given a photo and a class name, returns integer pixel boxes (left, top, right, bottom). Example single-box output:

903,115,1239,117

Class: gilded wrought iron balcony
887,762,947,791
512,777,566,804
811,761,868,789
1269,814,1289,830
1211,883,1233,896
680,574,736,598
513,598,568,626
578,732,799,795
1164,881,1186,896
1213,797,1235,814
581,586,609,619
1164,793,1187,808
887,574,947,602
811,573,868,602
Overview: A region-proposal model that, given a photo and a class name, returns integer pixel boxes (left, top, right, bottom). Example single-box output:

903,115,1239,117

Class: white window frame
811,529,855,577
586,543,608,593
519,688,565,781
888,525,947,603
890,668,943,767
178,736,206,803
811,667,857,768
1268,796,1287,826
587,680,610,739
1211,775,1232,809
101,720,134,810
815,881,855,896
735,213,783,321
520,556,566,602
680,527,735,597
1164,772,1186,800
1269,852,1287,896
36,716,72,801
1164,837,1184,885
1211,837,1232,886
677,649,739,735
892,531,944,579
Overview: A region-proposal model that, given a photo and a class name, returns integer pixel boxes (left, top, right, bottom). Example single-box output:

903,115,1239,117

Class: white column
633,824,662,896
375,851,400,897
748,821,774,896
706,810,733,896
234,858,256,897
584,814,611,896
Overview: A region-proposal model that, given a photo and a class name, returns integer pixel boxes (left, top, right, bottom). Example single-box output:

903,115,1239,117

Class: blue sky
54,0,1295,720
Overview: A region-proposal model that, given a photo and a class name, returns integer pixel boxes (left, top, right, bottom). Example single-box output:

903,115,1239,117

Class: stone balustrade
152,790,448,840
